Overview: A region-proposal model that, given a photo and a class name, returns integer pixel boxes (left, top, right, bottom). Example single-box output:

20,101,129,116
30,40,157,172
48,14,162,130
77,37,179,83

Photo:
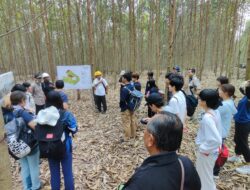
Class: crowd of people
117,67,250,190
2,72,77,190
1,67,250,190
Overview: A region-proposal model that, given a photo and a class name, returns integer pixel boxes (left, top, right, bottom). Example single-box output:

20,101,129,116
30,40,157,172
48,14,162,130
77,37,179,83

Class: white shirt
163,91,187,124
195,109,222,154
92,78,108,96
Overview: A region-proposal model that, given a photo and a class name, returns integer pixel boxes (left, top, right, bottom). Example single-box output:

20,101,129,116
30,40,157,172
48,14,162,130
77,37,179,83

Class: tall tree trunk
199,0,209,80
129,0,136,71
87,0,95,73
75,0,85,65
168,0,176,68
29,0,42,72
67,0,75,65
246,34,250,80
40,1,54,80
155,0,161,84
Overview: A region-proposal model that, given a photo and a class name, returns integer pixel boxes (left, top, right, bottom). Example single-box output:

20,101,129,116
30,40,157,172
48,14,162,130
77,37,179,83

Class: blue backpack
124,86,144,112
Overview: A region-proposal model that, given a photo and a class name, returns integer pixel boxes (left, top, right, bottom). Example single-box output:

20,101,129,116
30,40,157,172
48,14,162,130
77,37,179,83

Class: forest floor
11,70,250,190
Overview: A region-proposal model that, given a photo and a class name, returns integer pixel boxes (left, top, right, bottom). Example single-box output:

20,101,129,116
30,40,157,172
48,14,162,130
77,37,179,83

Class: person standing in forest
10,91,41,190
195,89,222,190
55,80,69,110
165,72,174,103
145,71,155,95
187,68,201,96
42,73,55,99
23,82,36,114
163,74,187,125
172,66,181,74
31,73,46,114
145,72,159,117
213,84,237,178
228,81,250,174
37,91,78,190
120,72,137,141
92,71,108,113
132,73,141,91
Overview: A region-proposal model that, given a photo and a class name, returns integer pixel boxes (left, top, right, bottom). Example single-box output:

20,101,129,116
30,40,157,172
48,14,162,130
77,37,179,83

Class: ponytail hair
221,84,236,99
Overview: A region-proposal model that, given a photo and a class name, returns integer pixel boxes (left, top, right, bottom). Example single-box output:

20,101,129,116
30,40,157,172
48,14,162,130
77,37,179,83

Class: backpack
4,110,37,160
181,90,198,117
124,86,144,112
35,110,67,160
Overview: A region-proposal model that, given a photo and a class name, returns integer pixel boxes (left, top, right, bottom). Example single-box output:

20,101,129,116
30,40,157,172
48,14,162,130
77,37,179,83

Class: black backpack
35,110,67,160
181,90,198,117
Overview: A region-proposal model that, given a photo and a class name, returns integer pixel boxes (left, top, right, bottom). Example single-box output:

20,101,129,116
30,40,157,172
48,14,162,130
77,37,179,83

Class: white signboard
57,65,92,90
0,72,15,103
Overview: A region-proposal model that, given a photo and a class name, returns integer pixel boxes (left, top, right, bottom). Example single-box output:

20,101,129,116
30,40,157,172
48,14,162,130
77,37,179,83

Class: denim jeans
48,149,74,190
19,146,41,190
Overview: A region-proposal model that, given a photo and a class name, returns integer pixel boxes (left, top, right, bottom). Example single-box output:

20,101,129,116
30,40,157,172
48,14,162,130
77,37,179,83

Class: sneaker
236,165,250,175
228,155,242,163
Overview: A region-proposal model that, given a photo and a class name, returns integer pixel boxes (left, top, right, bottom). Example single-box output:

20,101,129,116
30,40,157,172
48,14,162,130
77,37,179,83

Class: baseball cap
34,72,42,79
173,66,180,72
146,93,164,106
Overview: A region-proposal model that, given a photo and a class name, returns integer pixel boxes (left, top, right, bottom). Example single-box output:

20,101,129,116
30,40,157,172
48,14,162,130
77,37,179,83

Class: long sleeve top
195,109,222,154
234,96,250,124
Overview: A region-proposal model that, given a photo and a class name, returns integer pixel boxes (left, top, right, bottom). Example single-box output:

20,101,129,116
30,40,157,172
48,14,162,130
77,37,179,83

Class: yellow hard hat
94,71,102,77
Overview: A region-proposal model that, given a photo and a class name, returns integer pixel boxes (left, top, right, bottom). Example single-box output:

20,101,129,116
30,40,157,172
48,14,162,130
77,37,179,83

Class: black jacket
42,81,55,98
124,151,201,190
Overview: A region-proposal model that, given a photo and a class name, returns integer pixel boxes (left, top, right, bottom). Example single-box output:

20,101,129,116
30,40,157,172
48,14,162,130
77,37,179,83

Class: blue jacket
234,96,250,123
120,83,134,112
60,110,78,152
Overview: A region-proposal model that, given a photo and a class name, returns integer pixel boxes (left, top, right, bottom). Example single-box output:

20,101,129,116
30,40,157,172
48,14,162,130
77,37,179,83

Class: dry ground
11,70,250,190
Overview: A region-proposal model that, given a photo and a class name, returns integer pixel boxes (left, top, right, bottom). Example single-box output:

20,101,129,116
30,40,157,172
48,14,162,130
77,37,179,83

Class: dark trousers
35,104,45,114
94,95,107,112
234,122,250,162
48,150,74,190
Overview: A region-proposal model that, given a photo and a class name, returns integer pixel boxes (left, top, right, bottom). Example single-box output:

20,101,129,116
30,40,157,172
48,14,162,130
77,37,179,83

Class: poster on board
57,65,92,90
0,72,15,103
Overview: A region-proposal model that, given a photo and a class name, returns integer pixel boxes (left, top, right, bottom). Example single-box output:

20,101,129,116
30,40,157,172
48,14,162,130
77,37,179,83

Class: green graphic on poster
63,70,80,85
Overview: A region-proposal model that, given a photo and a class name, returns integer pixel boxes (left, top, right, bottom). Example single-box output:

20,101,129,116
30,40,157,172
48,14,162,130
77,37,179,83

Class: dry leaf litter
10,71,250,190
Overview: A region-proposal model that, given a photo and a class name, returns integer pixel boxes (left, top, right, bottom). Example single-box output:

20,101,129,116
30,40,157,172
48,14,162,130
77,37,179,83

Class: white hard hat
42,73,50,78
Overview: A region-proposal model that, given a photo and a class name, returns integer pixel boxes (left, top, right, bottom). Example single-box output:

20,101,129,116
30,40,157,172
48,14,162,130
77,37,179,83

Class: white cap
42,73,50,78
120,70,126,76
